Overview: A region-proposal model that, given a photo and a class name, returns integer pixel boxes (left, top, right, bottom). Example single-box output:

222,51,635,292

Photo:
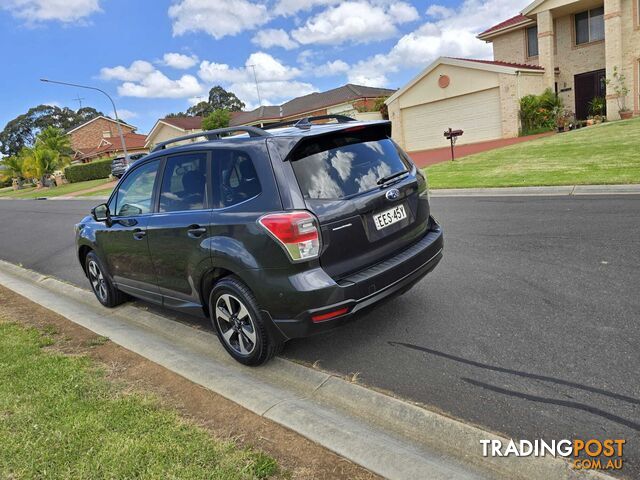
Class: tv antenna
247,64,262,106
73,94,85,109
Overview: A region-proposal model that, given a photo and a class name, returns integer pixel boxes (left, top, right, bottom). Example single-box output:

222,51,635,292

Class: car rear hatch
284,122,431,280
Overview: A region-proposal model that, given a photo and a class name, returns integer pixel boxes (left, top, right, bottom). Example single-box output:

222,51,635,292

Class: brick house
230,84,395,127
67,116,147,162
386,0,639,152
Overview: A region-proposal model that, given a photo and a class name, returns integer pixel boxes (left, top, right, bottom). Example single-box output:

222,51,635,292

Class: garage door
400,88,502,152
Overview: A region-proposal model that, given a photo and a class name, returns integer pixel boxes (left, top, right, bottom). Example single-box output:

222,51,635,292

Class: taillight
258,211,321,262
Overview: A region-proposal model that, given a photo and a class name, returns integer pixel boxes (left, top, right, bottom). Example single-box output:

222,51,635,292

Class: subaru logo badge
386,188,400,201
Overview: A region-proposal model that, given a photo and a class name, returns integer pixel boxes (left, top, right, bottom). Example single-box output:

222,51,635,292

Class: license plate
373,204,407,230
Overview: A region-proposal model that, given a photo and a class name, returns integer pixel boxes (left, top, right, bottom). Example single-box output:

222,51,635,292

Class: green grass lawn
0,322,279,479
77,183,116,198
0,178,111,199
425,117,640,189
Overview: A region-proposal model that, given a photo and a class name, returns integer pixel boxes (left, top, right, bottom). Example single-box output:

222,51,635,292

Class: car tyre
85,251,128,308
209,276,283,366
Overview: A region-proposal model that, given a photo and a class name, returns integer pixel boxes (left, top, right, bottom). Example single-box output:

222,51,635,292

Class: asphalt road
0,196,638,478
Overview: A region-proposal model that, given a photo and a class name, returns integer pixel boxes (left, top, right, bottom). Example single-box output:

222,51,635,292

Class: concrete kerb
0,259,615,480
431,184,640,197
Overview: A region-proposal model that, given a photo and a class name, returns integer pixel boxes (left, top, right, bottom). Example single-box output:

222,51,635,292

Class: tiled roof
449,57,544,71
478,14,531,37
230,84,395,126
76,133,147,160
161,116,203,130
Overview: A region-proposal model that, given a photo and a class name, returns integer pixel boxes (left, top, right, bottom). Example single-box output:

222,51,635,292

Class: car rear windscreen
290,132,410,200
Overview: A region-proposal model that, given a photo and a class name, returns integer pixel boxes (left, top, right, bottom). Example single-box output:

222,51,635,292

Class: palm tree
0,155,25,181
21,145,67,187
36,127,73,161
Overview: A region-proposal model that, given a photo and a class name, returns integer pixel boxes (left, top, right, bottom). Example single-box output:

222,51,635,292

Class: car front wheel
85,251,128,308
209,276,283,366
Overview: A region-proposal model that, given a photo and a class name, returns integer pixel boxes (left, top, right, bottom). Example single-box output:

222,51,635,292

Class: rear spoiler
268,120,392,162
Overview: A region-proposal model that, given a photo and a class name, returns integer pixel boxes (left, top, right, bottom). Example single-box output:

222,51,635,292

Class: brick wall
69,117,135,152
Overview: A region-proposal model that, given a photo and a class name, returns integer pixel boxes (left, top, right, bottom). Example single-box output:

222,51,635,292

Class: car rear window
290,132,410,200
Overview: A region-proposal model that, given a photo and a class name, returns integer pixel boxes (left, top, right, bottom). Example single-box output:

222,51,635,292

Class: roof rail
151,126,271,152
262,114,356,131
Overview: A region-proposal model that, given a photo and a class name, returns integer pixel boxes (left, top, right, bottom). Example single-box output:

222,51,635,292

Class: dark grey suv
76,116,443,365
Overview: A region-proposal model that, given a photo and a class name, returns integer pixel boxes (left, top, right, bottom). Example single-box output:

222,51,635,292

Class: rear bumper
262,217,443,340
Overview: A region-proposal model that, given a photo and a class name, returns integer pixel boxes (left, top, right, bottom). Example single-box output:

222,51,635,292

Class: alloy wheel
215,293,257,356
87,260,108,303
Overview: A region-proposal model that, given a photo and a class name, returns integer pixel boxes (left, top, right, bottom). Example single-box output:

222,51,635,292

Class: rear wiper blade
377,169,409,185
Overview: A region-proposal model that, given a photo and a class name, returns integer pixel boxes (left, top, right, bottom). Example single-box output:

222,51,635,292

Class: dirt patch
0,285,379,480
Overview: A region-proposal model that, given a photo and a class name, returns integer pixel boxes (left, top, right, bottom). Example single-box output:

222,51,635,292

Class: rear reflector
259,211,321,262
311,307,349,323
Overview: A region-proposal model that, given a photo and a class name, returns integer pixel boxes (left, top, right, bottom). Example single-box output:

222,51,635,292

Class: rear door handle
187,225,207,238
133,228,146,240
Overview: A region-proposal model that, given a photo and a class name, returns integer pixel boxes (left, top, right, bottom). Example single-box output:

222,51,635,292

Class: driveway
0,196,638,478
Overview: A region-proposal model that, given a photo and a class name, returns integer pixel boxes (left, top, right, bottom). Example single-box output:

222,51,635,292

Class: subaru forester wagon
76,116,443,365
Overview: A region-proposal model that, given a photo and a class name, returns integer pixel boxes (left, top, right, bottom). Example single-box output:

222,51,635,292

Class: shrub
64,158,112,183
519,88,562,135
202,109,230,130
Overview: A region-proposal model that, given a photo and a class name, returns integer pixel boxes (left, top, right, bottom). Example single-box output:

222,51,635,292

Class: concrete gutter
431,184,640,197
0,259,614,480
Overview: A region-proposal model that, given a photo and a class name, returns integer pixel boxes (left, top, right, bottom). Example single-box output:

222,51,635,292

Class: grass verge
0,178,112,199
0,321,279,479
77,183,116,198
425,117,640,189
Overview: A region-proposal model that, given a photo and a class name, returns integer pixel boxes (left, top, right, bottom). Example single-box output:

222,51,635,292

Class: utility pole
40,78,129,161
248,65,262,106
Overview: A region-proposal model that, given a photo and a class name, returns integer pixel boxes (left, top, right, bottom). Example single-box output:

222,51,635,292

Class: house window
526,26,539,57
575,7,604,44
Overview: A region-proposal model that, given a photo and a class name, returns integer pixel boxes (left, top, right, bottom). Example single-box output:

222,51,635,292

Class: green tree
207,86,245,112
0,105,103,157
186,101,213,117
202,109,231,130
36,127,73,160
0,155,25,181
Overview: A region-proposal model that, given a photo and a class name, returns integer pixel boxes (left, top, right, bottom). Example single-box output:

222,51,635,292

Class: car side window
159,153,208,212
216,150,261,207
113,160,160,217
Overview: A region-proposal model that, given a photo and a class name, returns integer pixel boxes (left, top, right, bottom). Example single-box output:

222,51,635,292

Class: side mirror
91,203,111,224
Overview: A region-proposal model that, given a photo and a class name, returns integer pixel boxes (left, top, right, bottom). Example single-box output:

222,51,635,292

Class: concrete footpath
0,259,614,480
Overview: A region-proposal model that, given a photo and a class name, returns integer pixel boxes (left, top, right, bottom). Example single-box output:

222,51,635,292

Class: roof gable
66,115,136,135
385,57,543,104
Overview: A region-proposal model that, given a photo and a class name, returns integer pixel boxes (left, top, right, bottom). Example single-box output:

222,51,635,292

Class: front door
146,152,213,310
574,69,606,120
98,158,162,303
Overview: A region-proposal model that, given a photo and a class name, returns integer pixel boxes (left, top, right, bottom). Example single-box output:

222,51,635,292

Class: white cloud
315,59,350,77
162,52,199,69
198,51,316,109
273,0,340,16
100,60,155,82
425,5,455,19
117,109,138,120
118,71,203,99
291,1,414,46
0,0,101,23
388,2,419,23
168,0,270,39
348,0,528,86
252,29,298,50
199,52,301,84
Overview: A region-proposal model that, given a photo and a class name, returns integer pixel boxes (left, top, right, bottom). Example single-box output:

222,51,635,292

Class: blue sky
0,0,528,134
